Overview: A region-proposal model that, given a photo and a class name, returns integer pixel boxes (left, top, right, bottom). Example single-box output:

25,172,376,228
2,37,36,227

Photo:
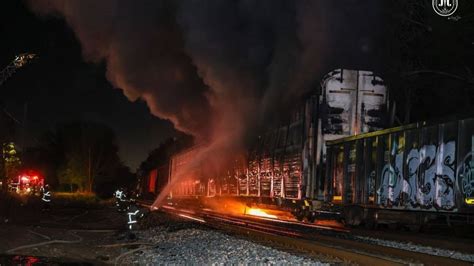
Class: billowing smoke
27,0,329,206
28,0,215,140
177,0,326,137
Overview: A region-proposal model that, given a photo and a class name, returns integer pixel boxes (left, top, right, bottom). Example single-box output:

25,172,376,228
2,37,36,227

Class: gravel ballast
118,214,328,265
355,235,474,263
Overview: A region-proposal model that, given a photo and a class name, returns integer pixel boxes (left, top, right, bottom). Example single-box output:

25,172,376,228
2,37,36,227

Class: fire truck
8,170,44,195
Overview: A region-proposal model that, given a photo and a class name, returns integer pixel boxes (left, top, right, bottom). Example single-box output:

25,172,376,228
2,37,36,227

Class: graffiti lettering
458,152,474,201
378,140,455,210
434,141,455,209
377,152,404,206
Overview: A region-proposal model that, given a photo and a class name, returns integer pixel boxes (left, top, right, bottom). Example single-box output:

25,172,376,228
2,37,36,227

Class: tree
0,106,19,191
57,155,87,192
27,121,131,194
3,142,21,185
383,0,474,124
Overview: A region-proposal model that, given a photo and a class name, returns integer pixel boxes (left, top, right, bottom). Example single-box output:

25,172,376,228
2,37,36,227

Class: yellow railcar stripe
333,195,342,201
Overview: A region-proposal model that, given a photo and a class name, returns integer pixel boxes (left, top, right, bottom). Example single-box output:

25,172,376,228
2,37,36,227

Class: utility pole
21,102,28,151
88,146,92,193
1,144,5,192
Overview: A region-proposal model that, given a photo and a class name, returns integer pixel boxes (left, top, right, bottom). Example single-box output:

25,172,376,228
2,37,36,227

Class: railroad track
138,200,473,265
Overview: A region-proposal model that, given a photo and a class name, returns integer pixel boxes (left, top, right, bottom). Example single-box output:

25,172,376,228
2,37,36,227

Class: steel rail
139,201,472,265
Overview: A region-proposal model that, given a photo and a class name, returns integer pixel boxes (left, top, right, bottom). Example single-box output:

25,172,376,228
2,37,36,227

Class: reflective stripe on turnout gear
119,192,127,201
42,191,51,202
114,190,123,199
128,210,139,224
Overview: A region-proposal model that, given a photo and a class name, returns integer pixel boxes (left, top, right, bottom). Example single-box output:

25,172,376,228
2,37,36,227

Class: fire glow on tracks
244,208,277,219
150,203,472,265
156,202,347,233
178,213,206,223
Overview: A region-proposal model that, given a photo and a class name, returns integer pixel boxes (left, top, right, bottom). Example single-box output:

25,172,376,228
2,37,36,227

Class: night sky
0,0,385,170
1,0,472,170
0,0,176,170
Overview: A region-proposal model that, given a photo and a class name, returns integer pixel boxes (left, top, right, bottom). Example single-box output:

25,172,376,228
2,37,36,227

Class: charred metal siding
169,146,205,197
169,69,389,203
320,69,388,140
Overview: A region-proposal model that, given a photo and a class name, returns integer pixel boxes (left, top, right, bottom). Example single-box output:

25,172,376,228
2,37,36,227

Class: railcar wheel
293,208,304,222
363,219,376,229
343,206,362,227
363,209,377,229
387,223,399,230
296,213,304,222
307,212,317,223
406,224,421,232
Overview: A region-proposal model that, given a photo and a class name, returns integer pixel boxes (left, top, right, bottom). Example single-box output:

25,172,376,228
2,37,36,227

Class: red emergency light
17,170,44,185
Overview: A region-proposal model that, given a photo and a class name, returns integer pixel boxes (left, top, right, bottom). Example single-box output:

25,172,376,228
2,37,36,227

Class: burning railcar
163,69,437,223
167,69,388,199
144,69,474,226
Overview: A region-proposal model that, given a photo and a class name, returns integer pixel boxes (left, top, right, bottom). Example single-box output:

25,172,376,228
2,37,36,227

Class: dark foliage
383,0,474,124
22,121,135,197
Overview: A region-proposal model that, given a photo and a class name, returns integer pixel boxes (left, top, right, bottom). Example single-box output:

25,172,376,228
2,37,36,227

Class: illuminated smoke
27,0,330,207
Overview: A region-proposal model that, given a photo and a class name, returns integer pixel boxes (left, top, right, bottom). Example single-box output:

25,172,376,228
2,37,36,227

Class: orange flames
245,208,277,219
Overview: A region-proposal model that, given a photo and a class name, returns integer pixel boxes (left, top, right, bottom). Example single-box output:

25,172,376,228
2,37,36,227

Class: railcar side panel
457,118,474,210
327,118,474,214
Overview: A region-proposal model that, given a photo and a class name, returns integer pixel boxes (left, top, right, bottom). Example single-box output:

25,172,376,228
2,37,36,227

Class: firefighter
117,188,128,212
114,187,123,209
40,184,51,211
125,198,146,240
127,199,140,230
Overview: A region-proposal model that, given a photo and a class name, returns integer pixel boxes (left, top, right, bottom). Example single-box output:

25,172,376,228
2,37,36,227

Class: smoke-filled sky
1,0,388,169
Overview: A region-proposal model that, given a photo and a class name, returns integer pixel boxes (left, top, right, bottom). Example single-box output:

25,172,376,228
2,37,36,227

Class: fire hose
6,230,83,254
114,245,156,266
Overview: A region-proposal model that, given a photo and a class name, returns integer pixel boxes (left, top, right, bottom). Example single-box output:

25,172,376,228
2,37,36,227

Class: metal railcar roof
325,121,424,146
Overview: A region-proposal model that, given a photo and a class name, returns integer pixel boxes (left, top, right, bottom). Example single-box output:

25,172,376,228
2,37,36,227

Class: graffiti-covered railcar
326,118,474,226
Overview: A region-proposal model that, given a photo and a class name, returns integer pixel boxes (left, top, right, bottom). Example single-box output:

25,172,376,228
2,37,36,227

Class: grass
0,190,112,209
51,192,108,208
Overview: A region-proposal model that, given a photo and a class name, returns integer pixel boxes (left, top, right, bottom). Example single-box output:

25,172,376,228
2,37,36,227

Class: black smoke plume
27,0,386,206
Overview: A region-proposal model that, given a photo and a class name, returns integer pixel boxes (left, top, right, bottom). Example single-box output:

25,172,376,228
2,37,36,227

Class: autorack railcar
165,69,391,221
